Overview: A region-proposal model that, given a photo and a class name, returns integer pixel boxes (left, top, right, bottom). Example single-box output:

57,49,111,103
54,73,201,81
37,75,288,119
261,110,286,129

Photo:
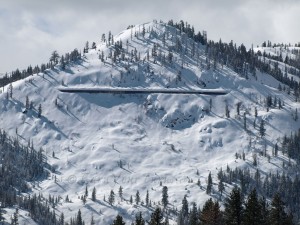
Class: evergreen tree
135,212,145,225
236,102,242,116
0,207,3,224
225,104,230,118
25,96,29,110
109,190,115,205
11,208,19,225
85,41,89,52
112,215,126,225
189,202,199,225
92,187,96,201
119,186,123,200
200,198,222,225
59,212,64,225
76,209,83,225
142,25,145,37
218,179,225,198
38,104,42,118
162,186,168,208
269,193,292,225
50,50,60,64
60,55,66,70
85,185,88,197
181,195,189,218
9,83,13,98
207,172,213,194
145,190,149,206
224,187,243,225
259,120,266,137
149,207,164,225
92,42,96,49
260,197,269,225
243,189,263,225
135,190,140,205
90,214,95,225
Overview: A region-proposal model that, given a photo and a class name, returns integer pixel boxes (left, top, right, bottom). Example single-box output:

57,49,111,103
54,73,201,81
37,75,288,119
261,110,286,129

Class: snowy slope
1,21,300,224
254,46,300,82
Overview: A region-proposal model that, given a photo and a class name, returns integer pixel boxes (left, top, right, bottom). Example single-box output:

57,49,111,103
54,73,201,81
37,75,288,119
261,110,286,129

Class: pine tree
9,83,13,98
85,185,88,197
243,189,263,225
162,186,168,208
218,179,225,198
236,102,242,116
50,50,60,64
90,214,95,225
118,186,123,200
109,190,115,205
135,190,140,205
85,41,89,53
200,198,222,225
59,212,64,225
225,104,230,118
269,193,292,225
207,172,213,194
92,42,96,49
189,202,199,225
142,25,145,37
181,195,189,218
25,96,29,109
130,195,133,204
92,187,96,201
260,197,269,225
76,209,83,225
82,195,87,205
112,215,126,225
149,207,164,225
11,208,19,225
0,207,3,224
38,104,42,118
224,187,243,225
145,190,149,206
259,120,266,137
135,212,145,225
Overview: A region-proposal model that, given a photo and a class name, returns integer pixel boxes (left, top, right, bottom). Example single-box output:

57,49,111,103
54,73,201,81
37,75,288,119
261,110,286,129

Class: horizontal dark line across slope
58,87,228,95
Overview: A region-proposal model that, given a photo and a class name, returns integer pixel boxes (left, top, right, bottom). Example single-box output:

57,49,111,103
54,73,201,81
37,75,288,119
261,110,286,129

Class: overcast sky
0,0,299,73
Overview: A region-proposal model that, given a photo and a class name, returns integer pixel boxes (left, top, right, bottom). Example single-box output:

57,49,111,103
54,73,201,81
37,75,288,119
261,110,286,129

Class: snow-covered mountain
1,20,300,224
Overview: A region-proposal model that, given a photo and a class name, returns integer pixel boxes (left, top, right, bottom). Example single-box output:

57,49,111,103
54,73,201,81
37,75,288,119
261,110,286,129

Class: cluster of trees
0,48,81,88
0,130,92,224
217,160,300,221
111,207,167,225
109,188,293,225
282,130,300,163
0,130,64,224
0,130,50,203
178,188,293,225
166,20,300,96
260,41,300,74
167,20,207,45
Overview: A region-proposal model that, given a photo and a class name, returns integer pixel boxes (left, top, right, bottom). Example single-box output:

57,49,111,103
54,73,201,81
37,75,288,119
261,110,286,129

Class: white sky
0,0,299,73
